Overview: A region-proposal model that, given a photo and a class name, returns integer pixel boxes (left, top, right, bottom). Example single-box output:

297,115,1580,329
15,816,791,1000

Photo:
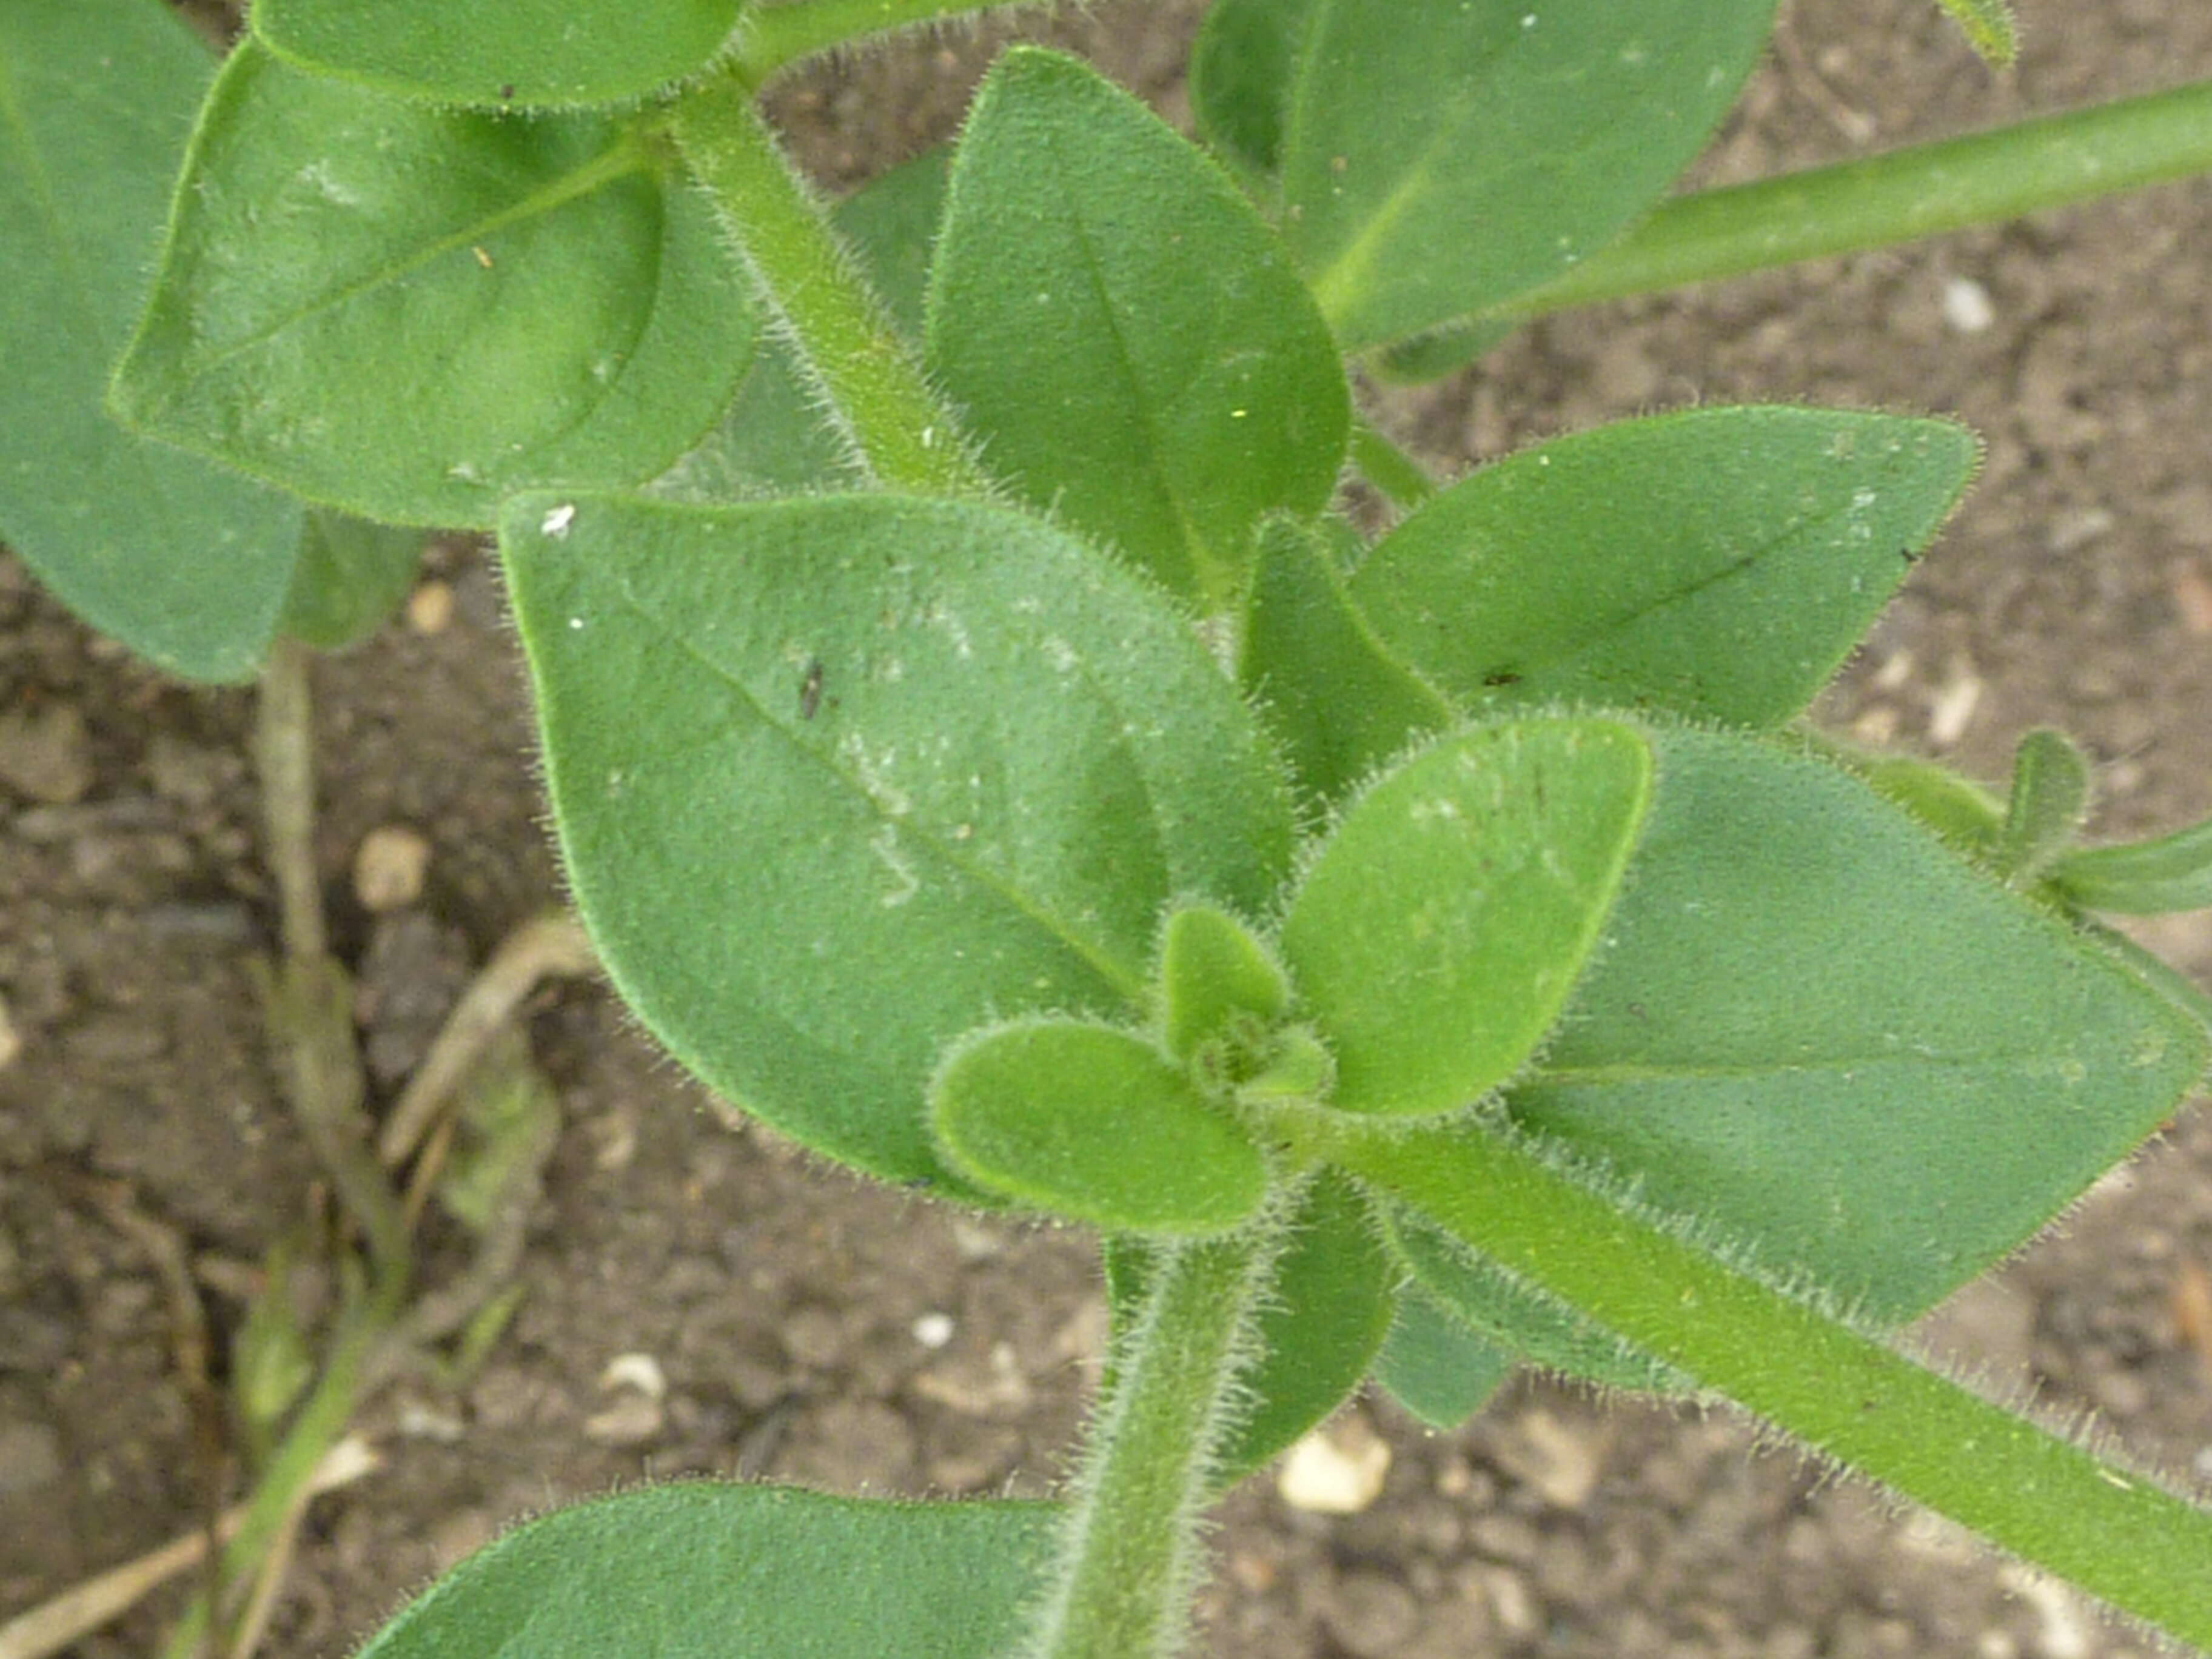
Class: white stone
1277,1414,1391,1514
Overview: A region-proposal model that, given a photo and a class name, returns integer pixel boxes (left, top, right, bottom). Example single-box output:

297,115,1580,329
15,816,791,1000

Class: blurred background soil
4,1,2212,1654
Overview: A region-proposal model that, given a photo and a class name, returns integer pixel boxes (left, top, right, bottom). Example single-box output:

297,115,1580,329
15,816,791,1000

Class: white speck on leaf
541,503,577,538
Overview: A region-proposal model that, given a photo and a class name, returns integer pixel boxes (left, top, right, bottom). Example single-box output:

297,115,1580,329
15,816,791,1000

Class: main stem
1028,1233,1270,1659
1335,1121,2212,1649
672,78,988,497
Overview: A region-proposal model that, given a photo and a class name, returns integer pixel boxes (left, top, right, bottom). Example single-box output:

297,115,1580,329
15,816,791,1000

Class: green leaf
253,0,746,109
931,1019,1268,1235
927,47,1348,609
1381,1206,1680,1392
1102,1175,1398,1485
1931,0,2018,66
1350,407,1979,728
1262,0,1780,350
0,0,300,682
1370,317,1520,385
1997,727,2090,885
1217,1170,1395,1483
1238,517,1453,806
277,511,424,649
1281,718,1653,1116
1158,903,1290,1062
649,149,950,503
111,42,754,529
1187,0,1315,181
1506,723,2211,1318
356,1483,1062,1658
2054,815,2212,916
1372,1288,1514,1430
1811,739,2006,865
501,490,1295,1188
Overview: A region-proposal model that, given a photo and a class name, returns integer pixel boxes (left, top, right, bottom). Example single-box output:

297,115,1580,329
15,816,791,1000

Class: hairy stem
1487,78,2212,321
1334,1120,2212,1650
735,0,1068,82
672,78,988,495
1029,1232,1271,1659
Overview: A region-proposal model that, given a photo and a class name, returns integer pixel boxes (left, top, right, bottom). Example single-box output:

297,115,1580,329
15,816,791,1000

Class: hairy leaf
1281,719,1653,1116
254,0,745,108
1507,723,2211,1318
1214,0,1778,350
1997,727,2091,885
1103,1174,1396,1485
112,42,754,528
931,1019,1269,1235
1381,1206,1680,1392
1158,903,1292,1062
1371,1288,1515,1430
1239,516,1453,806
0,0,300,681
503,491,1295,1188
2055,816,2212,916
1350,407,1978,728
1219,1170,1396,1482
928,49,1347,609
357,1484,1059,1658
278,511,424,649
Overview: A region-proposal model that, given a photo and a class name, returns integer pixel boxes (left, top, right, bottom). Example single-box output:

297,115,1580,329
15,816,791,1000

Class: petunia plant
8,0,2212,1653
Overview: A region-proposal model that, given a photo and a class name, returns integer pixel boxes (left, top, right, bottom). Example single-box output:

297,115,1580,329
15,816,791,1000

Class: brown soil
6,1,2212,1655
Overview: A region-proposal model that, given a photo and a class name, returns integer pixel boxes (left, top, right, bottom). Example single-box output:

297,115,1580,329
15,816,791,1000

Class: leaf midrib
155,124,650,382
609,569,1157,1004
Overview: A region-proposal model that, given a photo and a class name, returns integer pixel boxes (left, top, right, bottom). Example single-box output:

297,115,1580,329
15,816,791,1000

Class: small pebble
0,994,18,1072
1942,275,1996,334
598,1352,668,1400
407,580,456,635
1278,1413,1391,1515
353,823,432,912
912,1311,956,1350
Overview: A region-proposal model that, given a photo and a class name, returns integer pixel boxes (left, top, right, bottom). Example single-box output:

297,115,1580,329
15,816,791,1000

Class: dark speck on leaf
799,659,825,720
1482,670,1523,688
500,84,516,100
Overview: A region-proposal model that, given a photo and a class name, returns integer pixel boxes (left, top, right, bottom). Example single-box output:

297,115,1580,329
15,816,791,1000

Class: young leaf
1255,0,1781,350
1381,1207,1681,1392
1931,0,2019,67
1506,723,2211,1318
0,0,300,682
1812,739,2006,864
111,43,755,529
1350,407,1979,729
356,1484,1061,1658
1239,516,1455,806
1280,718,1654,1116
1372,1287,1516,1432
2054,814,2212,916
927,48,1348,610
253,0,746,109
1158,903,1291,1063
931,1020,1269,1235
501,491,1295,1188
277,512,424,650
1996,727,2091,885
